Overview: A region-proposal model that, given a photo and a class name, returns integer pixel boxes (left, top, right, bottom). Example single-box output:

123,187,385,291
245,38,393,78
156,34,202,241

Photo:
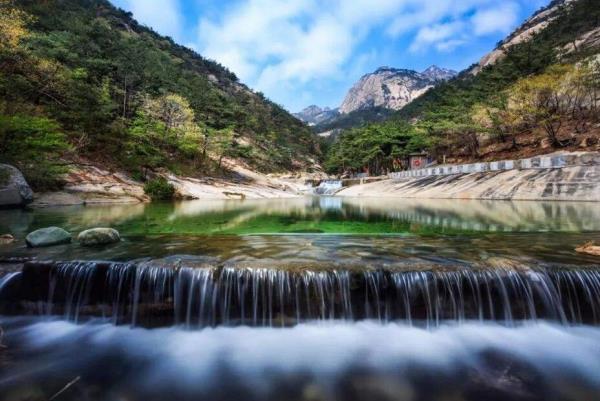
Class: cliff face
338,66,456,114
470,0,573,74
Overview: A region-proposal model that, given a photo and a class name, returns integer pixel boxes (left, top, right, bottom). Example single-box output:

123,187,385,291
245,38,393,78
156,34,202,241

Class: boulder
25,227,71,248
576,242,600,257
0,164,34,208
77,228,121,246
0,234,15,245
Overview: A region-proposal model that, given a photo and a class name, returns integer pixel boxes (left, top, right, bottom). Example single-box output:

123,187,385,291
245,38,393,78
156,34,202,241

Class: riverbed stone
0,164,34,208
576,242,600,257
0,234,15,245
25,227,72,248
78,228,121,246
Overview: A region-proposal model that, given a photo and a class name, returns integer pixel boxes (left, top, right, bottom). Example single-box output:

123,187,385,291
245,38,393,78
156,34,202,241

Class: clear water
2,197,600,401
1,197,600,265
2,318,600,401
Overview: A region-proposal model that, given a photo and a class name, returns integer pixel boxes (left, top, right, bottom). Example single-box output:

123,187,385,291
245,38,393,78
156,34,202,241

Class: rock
339,66,456,114
0,234,15,245
540,137,552,149
77,228,120,246
575,242,600,257
0,164,34,208
25,227,72,248
294,105,340,126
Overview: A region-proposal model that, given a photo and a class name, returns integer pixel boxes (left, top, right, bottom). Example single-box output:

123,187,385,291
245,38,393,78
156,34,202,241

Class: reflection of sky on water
319,196,343,210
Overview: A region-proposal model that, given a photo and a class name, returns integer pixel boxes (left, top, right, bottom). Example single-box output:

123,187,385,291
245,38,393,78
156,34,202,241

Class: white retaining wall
389,153,600,180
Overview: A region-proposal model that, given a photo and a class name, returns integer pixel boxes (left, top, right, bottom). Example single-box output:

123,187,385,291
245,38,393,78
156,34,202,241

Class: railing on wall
388,153,600,180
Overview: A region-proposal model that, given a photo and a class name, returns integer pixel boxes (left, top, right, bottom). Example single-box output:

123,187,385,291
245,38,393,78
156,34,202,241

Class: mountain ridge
469,0,572,74
293,105,340,126
324,0,600,176
295,65,456,128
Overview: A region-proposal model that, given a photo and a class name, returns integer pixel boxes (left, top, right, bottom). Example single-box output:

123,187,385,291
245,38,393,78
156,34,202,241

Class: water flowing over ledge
3,259,600,327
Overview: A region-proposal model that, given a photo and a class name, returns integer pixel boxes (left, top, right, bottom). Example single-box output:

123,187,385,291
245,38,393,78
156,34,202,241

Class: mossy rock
78,228,121,246
25,227,71,248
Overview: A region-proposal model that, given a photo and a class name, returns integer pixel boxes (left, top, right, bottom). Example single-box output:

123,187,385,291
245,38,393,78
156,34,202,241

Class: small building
408,153,431,170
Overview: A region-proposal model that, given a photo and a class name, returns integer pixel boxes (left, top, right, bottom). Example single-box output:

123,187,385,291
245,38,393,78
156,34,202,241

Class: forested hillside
326,0,600,175
0,0,319,190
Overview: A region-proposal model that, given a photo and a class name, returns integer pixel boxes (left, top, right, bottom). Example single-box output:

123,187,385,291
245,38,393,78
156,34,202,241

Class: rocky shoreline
1,162,309,208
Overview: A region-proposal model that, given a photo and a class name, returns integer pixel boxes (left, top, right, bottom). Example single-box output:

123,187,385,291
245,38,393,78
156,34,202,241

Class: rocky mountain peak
295,65,457,126
338,65,456,114
294,105,340,126
422,65,457,81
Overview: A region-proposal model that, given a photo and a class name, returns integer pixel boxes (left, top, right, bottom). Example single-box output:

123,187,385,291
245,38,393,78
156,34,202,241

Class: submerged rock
25,227,71,248
0,234,15,245
0,164,33,208
78,228,120,246
576,242,600,257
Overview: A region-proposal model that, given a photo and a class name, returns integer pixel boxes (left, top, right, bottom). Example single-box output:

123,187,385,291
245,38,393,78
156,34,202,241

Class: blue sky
110,0,550,112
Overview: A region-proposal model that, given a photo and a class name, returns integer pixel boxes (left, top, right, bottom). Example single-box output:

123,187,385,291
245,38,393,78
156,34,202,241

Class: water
6,260,600,327
314,180,343,195
1,197,600,264
1,197,600,400
2,318,600,401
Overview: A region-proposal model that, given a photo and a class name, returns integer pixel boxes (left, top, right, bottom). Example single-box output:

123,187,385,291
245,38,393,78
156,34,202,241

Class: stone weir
2,259,600,328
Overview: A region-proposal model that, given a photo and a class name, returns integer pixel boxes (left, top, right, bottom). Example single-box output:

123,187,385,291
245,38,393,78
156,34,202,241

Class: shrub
0,115,70,191
143,177,175,200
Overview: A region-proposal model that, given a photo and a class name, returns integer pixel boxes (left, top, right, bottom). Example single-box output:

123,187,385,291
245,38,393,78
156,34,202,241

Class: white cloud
436,39,468,53
407,1,524,53
472,2,520,36
197,0,404,88
192,0,533,109
409,21,466,52
112,0,184,40
107,0,541,110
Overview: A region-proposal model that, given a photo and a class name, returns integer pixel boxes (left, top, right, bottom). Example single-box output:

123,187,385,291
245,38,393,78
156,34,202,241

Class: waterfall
7,260,600,328
0,272,20,295
314,180,342,195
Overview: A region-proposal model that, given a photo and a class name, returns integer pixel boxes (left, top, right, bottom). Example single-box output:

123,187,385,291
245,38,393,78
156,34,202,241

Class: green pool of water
1,197,599,265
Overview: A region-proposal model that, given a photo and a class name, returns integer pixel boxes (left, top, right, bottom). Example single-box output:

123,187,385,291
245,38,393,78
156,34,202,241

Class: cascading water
0,272,20,290
0,271,20,300
314,180,343,195
3,200,600,401
7,260,600,327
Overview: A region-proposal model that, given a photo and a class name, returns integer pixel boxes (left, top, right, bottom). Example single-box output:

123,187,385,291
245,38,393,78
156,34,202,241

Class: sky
110,0,550,113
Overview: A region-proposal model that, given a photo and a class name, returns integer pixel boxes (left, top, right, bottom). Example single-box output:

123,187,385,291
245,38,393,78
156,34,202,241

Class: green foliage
227,143,254,160
0,114,70,190
325,120,429,175
0,0,318,180
313,107,393,133
398,0,600,125
143,177,175,200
